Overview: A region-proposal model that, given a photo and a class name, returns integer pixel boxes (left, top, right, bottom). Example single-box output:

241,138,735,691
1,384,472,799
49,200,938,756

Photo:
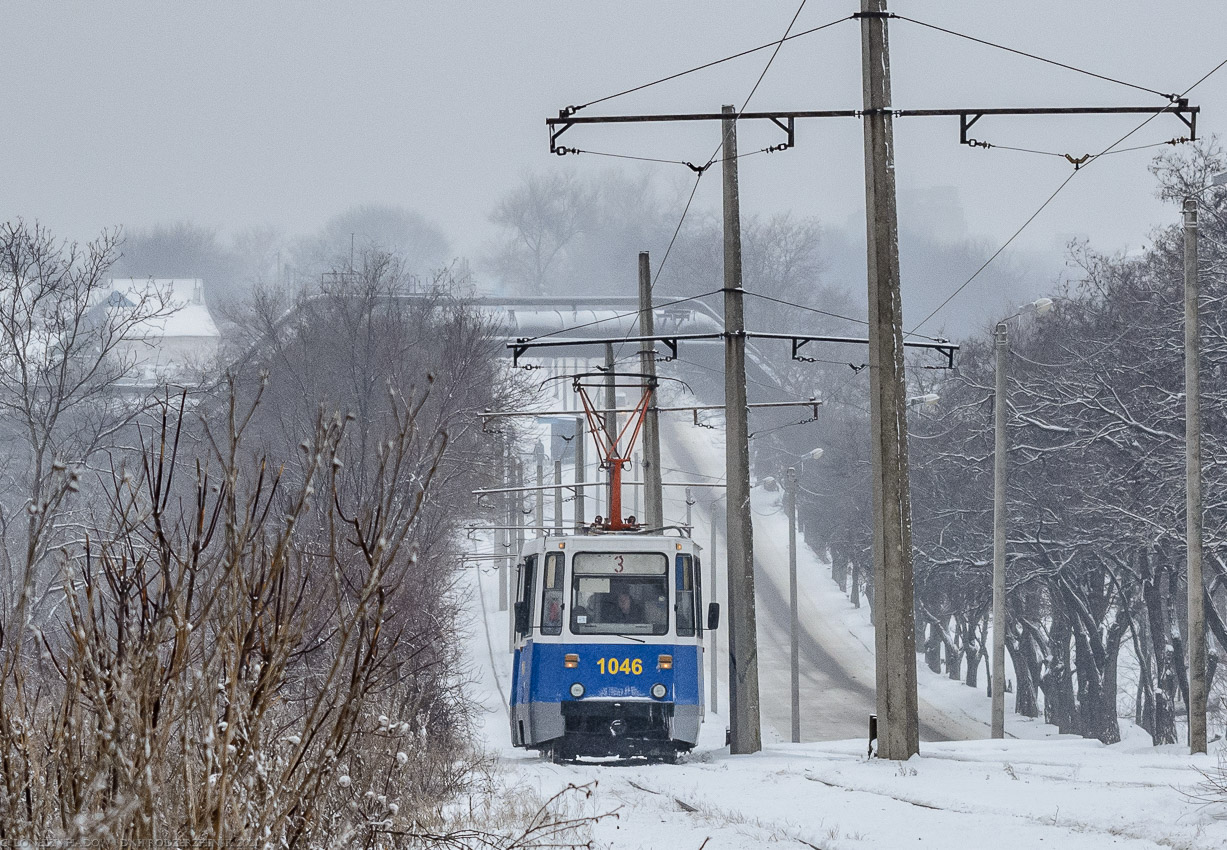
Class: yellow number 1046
597,657,643,675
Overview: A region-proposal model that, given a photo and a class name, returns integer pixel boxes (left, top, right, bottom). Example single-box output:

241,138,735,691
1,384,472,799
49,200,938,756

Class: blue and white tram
509,530,719,761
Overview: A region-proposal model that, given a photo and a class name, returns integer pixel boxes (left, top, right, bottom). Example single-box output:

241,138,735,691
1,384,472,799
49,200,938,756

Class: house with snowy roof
97,279,221,386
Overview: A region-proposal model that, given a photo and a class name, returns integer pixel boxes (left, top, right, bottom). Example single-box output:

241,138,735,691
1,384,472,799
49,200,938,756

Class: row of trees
0,220,577,843
788,143,1227,745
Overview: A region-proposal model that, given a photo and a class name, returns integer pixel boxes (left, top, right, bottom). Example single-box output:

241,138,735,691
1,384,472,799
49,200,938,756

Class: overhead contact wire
613,0,816,362
893,14,1177,101
516,288,725,344
570,15,853,113
909,54,1227,336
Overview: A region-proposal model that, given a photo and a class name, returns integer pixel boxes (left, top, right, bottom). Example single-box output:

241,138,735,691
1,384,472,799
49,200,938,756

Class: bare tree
0,220,174,623
487,171,595,295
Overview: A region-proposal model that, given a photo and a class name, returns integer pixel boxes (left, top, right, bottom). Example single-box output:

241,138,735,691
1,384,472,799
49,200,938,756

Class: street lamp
991,296,1053,740
708,490,725,714
784,445,826,744
1184,169,1226,756
907,393,940,408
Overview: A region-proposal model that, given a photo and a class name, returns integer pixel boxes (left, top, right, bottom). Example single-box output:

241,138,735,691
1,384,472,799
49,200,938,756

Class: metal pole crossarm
767,332,958,368
481,399,822,420
508,331,958,368
466,524,698,534
511,332,720,365
473,480,726,496
548,111,821,153
546,103,1197,155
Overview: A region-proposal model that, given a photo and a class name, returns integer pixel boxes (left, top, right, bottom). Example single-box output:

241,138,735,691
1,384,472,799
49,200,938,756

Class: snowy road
461,416,1222,849
467,550,1224,850
660,420,983,743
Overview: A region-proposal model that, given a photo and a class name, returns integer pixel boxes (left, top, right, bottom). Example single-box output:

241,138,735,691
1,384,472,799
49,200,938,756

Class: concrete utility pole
604,342,618,523
534,443,545,535
574,416,586,528
639,251,664,528
633,454,641,519
787,467,800,743
498,440,509,612
1184,195,1207,755
514,458,525,560
860,0,919,760
992,322,1008,739
554,459,564,534
710,494,721,715
722,104,762,755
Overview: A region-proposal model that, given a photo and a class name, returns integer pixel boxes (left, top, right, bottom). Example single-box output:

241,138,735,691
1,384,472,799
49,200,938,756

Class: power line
552,144,776,171
748,415,821,440
741,292,948,363
907,172,1078,337
744,290,869,328
892,14,1176,101
614,0,818,361
513,287,724,344
670,353,816,403
568,15,853,113
965,136,1191,164
908,54,1227,336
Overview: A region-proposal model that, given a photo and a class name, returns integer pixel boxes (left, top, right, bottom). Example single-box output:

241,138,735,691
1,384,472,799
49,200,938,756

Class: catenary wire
514,287,724,344
907,55,1227,336
670,354,817,402
570,15,853,113
969,136,1191,162
892,14,1176,101
743,290,870,328
743,290,961,345
557,145,776,170
612,0,816,363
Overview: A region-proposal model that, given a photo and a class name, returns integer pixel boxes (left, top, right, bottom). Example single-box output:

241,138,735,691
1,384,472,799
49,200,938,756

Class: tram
508,373,719,762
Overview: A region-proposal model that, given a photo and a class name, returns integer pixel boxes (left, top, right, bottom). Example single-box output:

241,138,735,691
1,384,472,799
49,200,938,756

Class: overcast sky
4,1,1224,320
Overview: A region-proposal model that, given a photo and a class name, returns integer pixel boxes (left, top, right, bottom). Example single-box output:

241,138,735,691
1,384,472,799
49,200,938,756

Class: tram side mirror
513,601,529,635
707,602,721,631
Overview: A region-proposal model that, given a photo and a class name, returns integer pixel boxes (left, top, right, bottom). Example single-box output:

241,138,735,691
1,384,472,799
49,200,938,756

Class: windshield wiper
606,633,646,643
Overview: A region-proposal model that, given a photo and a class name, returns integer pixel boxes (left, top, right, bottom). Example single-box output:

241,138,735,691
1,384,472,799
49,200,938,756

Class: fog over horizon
4,1,1224,336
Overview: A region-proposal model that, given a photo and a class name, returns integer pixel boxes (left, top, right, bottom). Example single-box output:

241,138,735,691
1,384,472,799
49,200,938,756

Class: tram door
677,553,705,718
510,554,537,745
512,554,537,651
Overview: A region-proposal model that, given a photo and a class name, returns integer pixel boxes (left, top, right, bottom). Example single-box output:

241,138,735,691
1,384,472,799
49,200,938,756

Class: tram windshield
570,551,668,636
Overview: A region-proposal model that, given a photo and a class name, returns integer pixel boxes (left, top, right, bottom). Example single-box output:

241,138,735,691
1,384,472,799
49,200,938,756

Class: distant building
98,279,221,386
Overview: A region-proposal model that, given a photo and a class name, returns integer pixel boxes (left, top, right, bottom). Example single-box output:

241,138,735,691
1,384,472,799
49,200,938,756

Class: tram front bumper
559,699,688,757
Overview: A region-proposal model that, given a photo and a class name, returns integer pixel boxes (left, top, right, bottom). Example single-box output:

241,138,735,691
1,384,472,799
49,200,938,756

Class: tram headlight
570,682,585,698
651,683,667,699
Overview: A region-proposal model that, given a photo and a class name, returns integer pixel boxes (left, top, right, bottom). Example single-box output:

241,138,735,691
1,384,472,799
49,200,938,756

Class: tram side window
515,555,537,641
676,554,696,637
695,555,704,635
541,552,564,636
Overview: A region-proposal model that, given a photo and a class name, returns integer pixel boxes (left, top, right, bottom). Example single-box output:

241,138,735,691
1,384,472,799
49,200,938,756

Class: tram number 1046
596,657,643,675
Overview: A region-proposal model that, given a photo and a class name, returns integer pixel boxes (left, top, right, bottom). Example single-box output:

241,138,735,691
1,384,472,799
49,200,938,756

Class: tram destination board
572,551,667,575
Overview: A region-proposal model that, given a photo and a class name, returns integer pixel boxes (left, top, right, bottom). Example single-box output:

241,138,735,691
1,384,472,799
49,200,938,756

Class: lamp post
991,297,1053,739
786,446,825,743
906,393,940,409
709,491,725,714
1184,169,1226,755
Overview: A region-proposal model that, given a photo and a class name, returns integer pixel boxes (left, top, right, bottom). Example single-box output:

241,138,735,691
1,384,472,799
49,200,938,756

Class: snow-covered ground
468,560,1225,848
464,417,1227,848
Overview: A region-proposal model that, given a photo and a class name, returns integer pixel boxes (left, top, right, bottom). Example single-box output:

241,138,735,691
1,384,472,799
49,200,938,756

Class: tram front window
570,552,668,636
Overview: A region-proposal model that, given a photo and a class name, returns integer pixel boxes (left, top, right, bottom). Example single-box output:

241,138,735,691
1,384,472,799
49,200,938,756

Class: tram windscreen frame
569,551,668,636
